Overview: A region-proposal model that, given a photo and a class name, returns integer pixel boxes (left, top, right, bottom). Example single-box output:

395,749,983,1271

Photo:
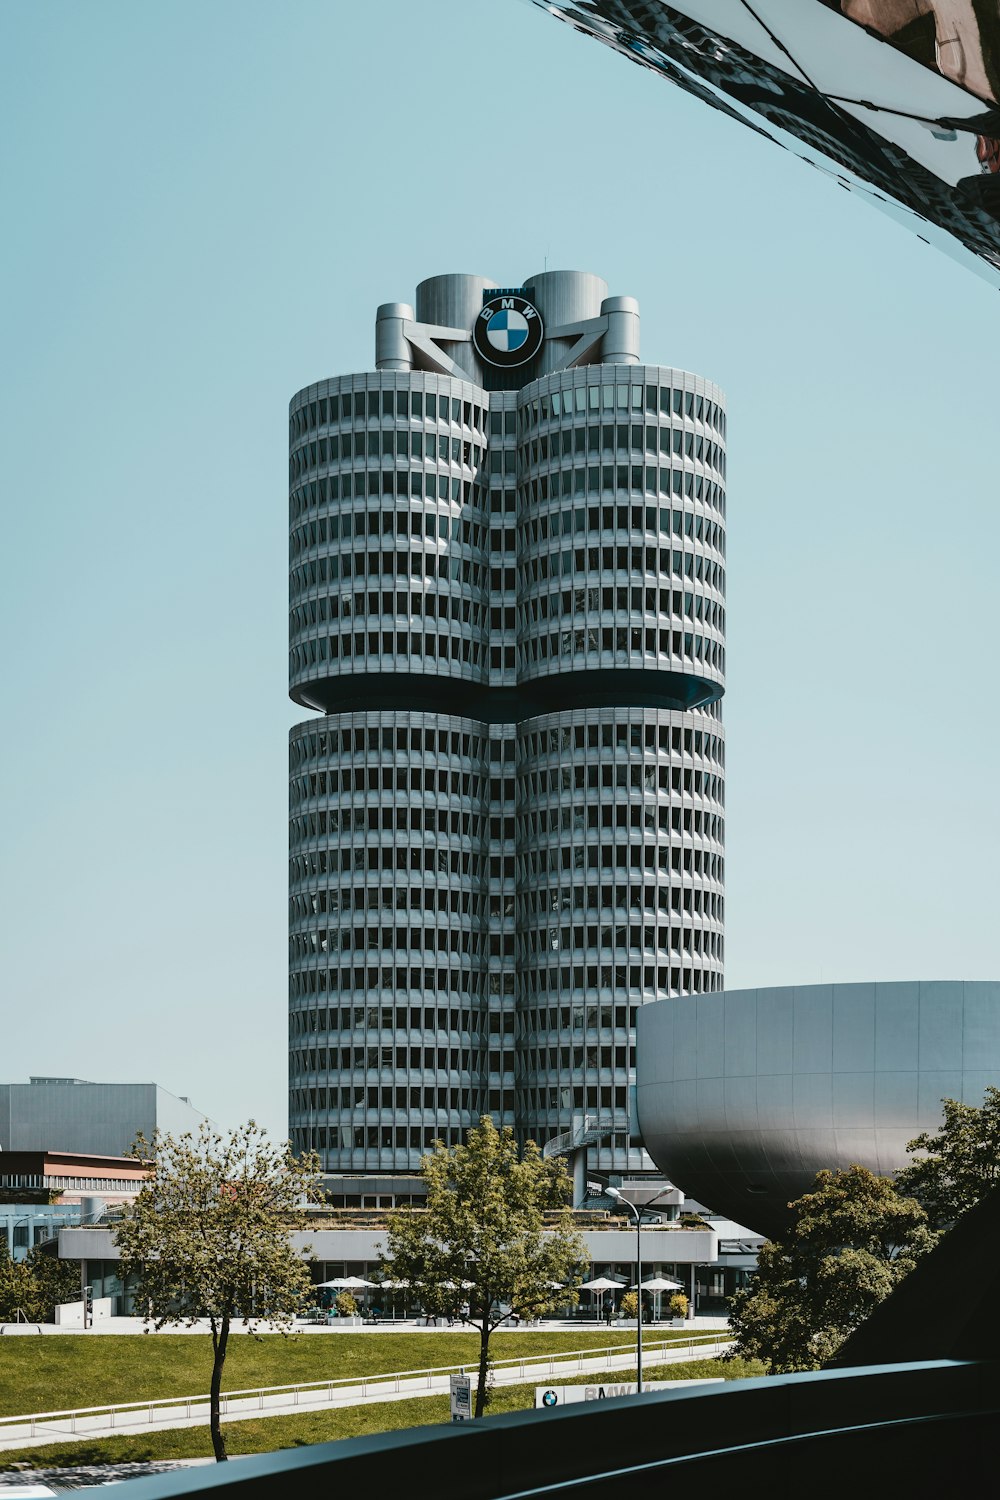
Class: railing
0,1332,727,1439
26,1359,997,1498
542,1116,629,1159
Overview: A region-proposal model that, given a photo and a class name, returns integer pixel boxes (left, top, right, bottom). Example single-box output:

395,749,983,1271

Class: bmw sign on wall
473,291,544,368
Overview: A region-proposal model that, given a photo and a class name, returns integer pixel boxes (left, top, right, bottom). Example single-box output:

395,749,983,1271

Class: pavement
0,1334,730,1452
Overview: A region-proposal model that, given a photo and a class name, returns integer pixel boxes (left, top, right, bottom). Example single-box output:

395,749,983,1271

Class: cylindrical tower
288,272,727,1186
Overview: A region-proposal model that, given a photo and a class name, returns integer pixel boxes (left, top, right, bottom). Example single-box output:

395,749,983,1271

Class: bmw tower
287,271,727,1196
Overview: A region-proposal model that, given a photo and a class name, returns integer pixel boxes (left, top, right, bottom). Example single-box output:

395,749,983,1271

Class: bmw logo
542,1389,558,1407
473,293,544,368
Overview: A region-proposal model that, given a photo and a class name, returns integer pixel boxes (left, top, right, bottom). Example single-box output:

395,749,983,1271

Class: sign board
472,292,544,368
450,1373,472,1422
536,1384,648,1407
536,1380,723,1407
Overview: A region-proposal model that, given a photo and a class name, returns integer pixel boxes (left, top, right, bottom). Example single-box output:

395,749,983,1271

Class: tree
115,1121,323,1462
0,1242,78,1324
727,1165,934,1372
896,1087,1000,1230
379,1116,587,1417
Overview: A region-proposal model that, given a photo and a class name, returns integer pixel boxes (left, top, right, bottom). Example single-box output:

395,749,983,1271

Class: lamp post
605,1185,644,1392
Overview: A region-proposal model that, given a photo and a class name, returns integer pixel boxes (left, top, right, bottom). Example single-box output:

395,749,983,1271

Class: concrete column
571,1145,587,1207
375,302,415,370
600,295,640,363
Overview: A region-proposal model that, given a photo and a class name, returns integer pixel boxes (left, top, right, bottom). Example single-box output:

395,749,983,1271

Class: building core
288,271,727,1186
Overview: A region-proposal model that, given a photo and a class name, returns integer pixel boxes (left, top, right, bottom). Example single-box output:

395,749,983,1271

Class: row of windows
293,927,493,960
292,917,720,964
521,924,723,959
525,381,725,437
291,431,485,482
290,1004,487,1037
289,499,723,559
521,542,724,594
289,546,491,591
289,626,722,679
521,964,722,996
523,430,724,481
522,804,724,842
523,502,724,554
525,586,723,633
290,552,514,596
287,963,500,995
522,718,722,763
523,626,724,674
290,630,497,676
290,885,720,936
291,884,489,923
291,763,720,809
521,1086,631,1115
521,1043,634,1075
522,461,726,502
523,885,723,922
523,762,722,801
290,589,495,635
290,387,487,441
291,504,489,553
291,722,497,768
289,378,724,449
289,717,720,770
293,766,487,800
291,1045,481,1077
522,843,723,880
286,840,496,878
291,1124,479,1151
289,968,517,999
289,468,725,523
522,418,723,467
290,586,722,647
289,454,724,505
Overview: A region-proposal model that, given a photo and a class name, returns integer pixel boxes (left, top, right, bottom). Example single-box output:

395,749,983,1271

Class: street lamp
604,1185,644,1393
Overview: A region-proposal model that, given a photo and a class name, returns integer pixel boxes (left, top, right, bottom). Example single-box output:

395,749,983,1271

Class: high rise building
287,272,726,1188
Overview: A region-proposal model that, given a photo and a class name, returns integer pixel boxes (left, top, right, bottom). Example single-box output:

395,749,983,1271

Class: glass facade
533,1,1000,285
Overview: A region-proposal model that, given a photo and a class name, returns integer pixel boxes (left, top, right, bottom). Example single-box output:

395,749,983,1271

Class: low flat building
0,1150,149,1262
0,1077,211,1158
57,1215,723,1317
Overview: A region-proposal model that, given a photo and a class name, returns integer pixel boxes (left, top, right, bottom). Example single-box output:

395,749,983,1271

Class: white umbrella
578,1277,623,1292
377,1278,410,1289
636,1276,683,1291
317,1276,373,1289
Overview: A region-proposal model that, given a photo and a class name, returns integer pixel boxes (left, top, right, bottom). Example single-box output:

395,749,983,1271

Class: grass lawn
0,1328,717,1420
0,1356,761,1471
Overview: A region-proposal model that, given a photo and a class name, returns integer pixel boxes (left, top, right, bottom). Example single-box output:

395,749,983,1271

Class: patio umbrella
578,1277,623,1292
316,1276,374,1289
636,1277,683,1291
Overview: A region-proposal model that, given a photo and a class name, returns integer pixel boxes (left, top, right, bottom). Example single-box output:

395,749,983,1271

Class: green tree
896,1087,1000,1229
379,1116,587,1417
727,1165,934,1372
0,1241,78,1323
115,1121,323,1462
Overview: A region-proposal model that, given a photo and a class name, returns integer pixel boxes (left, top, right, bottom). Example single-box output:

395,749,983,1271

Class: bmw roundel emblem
473,293,544,368
542,1389,558,1406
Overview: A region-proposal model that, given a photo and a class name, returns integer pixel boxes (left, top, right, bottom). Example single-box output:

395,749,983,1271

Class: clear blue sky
2,1,997,1142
